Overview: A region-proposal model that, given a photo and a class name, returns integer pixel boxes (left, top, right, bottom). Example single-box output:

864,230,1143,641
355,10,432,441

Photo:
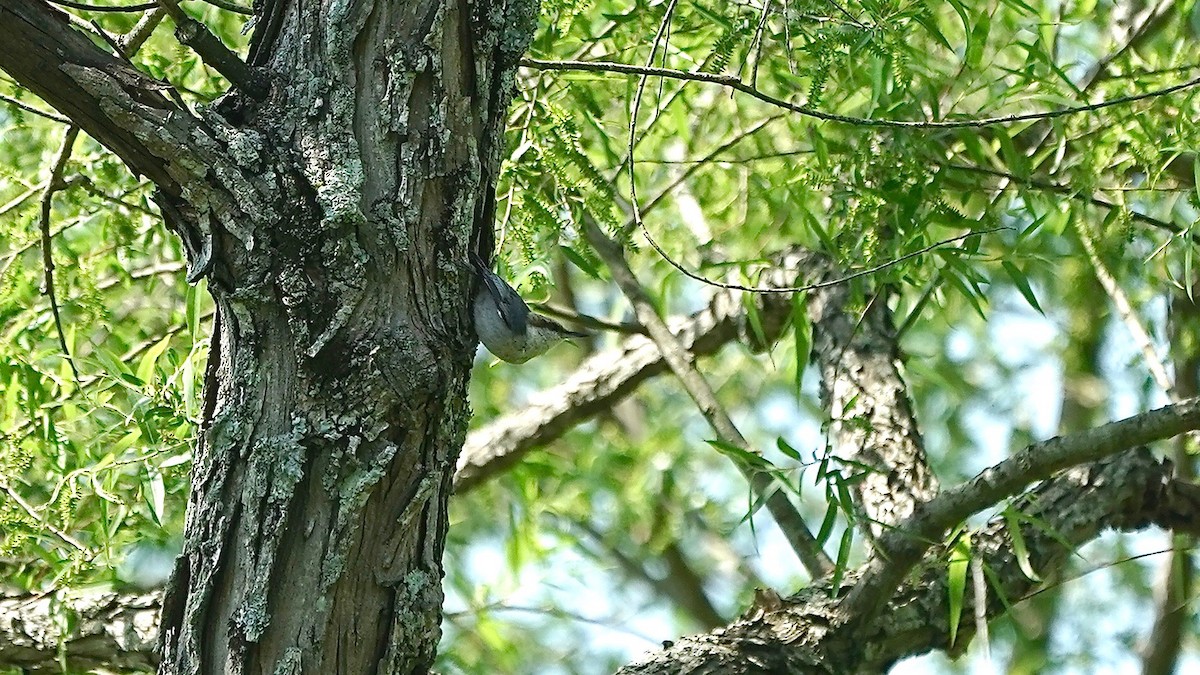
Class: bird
470,253,588,363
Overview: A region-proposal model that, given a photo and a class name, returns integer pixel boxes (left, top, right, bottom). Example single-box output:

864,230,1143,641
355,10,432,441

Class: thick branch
616,448,1200,674
839,397,1200,626
0,1,193,193
0,589,160,673
807,260,938,537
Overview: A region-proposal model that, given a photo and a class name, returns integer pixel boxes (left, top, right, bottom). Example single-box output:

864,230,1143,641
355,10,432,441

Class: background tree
1,0,1199,674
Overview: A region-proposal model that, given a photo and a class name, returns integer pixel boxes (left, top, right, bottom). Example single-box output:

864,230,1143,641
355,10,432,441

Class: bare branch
49,0,157,12
154,0,266,98
38,126,82,381
0,588,159,673
0,92,71,123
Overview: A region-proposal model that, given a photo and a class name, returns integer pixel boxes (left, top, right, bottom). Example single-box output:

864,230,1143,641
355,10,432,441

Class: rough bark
808,269,938,537
0,1,537,673
0,589,160,674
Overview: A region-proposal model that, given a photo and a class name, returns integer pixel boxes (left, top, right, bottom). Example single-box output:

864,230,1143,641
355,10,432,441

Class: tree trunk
0,0,537,672
152,1,539,673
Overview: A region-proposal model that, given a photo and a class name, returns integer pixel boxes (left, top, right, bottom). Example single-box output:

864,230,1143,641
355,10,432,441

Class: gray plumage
471,254,588,363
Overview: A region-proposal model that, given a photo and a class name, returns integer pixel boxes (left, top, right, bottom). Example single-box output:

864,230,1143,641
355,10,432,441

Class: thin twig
39,127,82,382
534,304,647,335
0,483,88,553
941,162,1182,235
200,0,253,14
49,0,157,12
639,226,1008,295
0,94,71,124
744,0,772,88
1074,221,1176,398
523,58,1200,130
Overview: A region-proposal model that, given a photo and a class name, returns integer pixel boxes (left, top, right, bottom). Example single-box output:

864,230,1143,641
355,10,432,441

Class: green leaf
137,335,173,386
1194,155,1200,212
705,439,772,472
144,462,165,527
947,532,971,647
743,290,769,352
831,526,854,591
965,10,990,68
561,245,601,279
994,127,1028,179
776,437,802,462
1004,508,1040,582
816,501,838,546
1001,260,1044,314
792,292,812,394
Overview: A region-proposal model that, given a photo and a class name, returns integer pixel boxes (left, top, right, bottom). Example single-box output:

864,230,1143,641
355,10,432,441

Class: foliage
2,0,1200,673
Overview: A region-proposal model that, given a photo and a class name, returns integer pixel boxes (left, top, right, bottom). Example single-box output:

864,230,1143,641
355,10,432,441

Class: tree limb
154,0,266,98
0,588,160,673
0,1,194,194
5,449,1198,674
615,448,1200,674
807,259,938,539
839,397,1200,627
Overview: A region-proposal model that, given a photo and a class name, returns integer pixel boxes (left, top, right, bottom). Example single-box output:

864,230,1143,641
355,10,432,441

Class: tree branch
0,0,193,193
5,449,1197,673
0,588,160,673
616,448,1200,674
522,58,1200,130
38,125,82,381
154,0,266,98
838,397,1200,627
584,221,834,578
807,260,938,539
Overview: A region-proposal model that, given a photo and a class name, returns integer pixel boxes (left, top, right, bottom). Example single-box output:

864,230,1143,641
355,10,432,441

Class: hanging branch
585,220,835,578
38,126,82,382
523,58,1200,130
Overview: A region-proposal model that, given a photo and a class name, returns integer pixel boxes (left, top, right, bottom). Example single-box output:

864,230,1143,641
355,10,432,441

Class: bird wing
472,253,529,335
